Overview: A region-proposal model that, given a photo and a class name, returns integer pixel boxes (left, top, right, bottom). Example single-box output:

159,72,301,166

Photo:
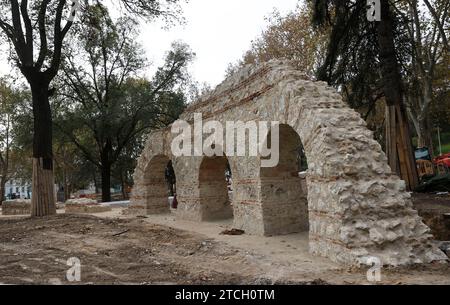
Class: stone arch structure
142,154,172,214
198,155,233,221
259,124,308,235
128,60,446,266
125,130,174,215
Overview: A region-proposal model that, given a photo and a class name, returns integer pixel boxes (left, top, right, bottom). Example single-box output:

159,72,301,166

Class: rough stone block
65,198,112,214
2,199,31,215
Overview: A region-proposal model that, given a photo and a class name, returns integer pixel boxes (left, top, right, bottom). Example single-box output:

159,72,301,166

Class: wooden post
378,0,419,191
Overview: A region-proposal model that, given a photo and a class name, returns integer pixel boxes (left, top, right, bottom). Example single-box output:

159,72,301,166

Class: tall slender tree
0,0,184,215
402,0,449,156
377,0,418,190
54,4,192,202
309,0,419,190
0,79,18,201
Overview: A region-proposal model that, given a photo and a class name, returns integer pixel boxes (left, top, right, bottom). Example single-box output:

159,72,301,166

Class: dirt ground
0,203,449,285
413,192,450,212
413,192,450,240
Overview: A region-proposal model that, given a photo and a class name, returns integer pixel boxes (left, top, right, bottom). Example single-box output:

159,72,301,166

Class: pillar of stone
176,182,202,221
259,175,308,235
232,178,264,235
175,157,203,221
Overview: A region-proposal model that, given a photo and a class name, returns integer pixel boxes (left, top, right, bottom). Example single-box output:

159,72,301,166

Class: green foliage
235,3,328,78
0,0,188,204
53,4,193,199
308,0,448,152
436,132,450,155
308,1,395,111
0,78,33,185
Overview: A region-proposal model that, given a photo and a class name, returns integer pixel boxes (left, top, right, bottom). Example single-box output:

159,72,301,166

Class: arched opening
143,155,176,214
165,161,178,209
199,155,234,221
260,124,308,235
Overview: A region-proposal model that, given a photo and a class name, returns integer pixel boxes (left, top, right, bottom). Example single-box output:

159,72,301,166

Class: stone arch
265,78,444,265
141,154,172,214
129,60,446,266
259,124,308,235
126,130,175,215
198,155,234,221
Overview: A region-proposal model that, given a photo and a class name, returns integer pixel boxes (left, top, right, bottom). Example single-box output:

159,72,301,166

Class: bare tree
402,0,449,155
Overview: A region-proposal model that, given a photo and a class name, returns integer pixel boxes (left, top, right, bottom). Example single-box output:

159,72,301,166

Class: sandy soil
0,207,449,285
413,192,450,212
413,193,450,240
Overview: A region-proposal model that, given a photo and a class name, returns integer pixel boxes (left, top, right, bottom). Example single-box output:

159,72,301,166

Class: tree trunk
92,170,98,194
407,95,434,157
30,77,56,216
63,168,70,201
0,174,6,204
120,171,128,200
101,166,111,203
421,82,435,157
101,159,112,203
378,0,419,191
417,116,434,156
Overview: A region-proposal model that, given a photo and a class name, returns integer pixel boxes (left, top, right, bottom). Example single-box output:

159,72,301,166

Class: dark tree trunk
378,0,419,191
101,165,111,203
101,149,112,203
0,174,6,204
63,168,70,202
29,72,56,216
120,171,128,200
92,170,99,194
417,115,434,157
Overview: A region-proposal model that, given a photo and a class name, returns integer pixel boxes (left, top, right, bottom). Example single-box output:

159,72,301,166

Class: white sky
138,0,300,86
0,0,301,87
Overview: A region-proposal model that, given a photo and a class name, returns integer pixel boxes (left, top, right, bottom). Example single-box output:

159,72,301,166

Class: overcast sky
0,0,300,87
138,0,300,87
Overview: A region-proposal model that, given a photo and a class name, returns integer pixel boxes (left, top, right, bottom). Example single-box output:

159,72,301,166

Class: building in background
4,179,31,200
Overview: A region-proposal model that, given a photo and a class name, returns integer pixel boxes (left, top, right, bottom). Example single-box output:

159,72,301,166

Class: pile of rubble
65,198,112,214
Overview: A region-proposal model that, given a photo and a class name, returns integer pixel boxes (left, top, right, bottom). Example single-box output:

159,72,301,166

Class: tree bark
63,167,70,201
378,0,419,191
93,170,99,194
417,115,434,156
30,75,56,216
0,153,8,204
100,154,112,203
0,113,11,205
407,94,434,157
0,174,6,204
101,166,111,203
120,171,128,200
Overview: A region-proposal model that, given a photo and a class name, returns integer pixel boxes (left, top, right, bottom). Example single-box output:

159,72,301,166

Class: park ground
0,193,449,285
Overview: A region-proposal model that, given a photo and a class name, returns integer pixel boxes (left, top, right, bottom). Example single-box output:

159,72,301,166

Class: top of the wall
183,59,309,118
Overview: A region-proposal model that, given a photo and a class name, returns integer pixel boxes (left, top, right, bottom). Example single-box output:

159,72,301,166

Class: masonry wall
128,60,447,266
